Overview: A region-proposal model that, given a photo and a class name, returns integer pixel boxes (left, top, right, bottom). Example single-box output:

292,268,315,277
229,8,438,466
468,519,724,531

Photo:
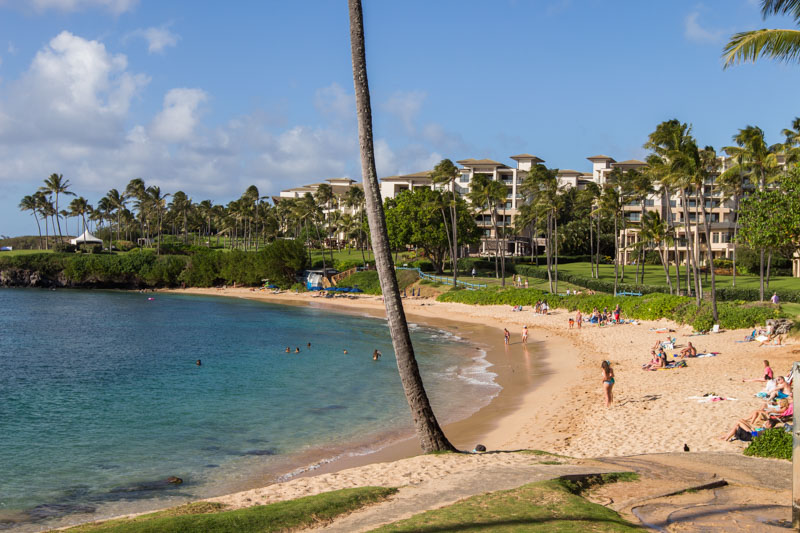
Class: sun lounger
711,324,720,334
657,360,687,369
736,330,757,343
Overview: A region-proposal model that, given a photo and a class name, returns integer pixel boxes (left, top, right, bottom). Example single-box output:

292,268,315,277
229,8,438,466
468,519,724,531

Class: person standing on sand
576,310,582,329
601,360,615,407
504,328,510,345
522,325,528,344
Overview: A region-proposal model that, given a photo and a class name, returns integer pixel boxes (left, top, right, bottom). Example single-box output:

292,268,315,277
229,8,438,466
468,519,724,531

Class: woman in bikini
601,360,615,407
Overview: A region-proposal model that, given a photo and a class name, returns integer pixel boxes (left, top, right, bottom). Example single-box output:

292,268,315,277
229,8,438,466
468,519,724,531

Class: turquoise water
0,289,497,530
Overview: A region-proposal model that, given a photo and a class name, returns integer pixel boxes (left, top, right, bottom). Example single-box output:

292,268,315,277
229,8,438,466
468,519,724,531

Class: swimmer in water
343,350,348,354
307,342,311,348
196,359,202,366
285,347,290,353
373,349,382,361
295,347,300,353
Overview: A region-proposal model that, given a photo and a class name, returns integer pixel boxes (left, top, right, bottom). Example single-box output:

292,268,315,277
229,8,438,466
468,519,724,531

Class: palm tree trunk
732,194,739,287
766,252,772,292
33,213,43,250
699,190,718,321
659,242,673,294
759,247,765,301
451,187,458,286
596,213,601,277
613,215,619,295
349,0,454,452
553,210,558,294
589,210,595,278
500,206,506,287
546,213,553,293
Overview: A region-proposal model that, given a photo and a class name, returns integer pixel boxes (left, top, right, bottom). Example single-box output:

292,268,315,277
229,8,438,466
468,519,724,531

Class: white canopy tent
70,231,103,246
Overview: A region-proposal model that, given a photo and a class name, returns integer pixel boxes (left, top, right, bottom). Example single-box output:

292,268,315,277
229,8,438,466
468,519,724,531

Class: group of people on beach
503,326,529,345
568,305,622,329
721,360,793,442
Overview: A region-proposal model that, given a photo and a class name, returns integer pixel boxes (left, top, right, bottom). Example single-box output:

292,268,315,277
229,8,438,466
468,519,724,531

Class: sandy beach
158,286,797,513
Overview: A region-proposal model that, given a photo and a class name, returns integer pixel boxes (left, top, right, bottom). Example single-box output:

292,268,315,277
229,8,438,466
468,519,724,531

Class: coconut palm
19,195,44,249
105,189,127,248
640,211,674,293
723,0,800,68
35,192,56,250
343,185,367,266
431,159,461,284
39,173,75,242
695,145,721,321
645,119,703,303
147,186,170,255
599,182,624,295
629,168,655,284
68,197,91,238
469,173,507,282
315,183,335,264
348,0,455,452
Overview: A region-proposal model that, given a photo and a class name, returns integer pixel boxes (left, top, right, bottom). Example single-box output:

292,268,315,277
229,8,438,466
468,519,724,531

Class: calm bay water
0,289,498,530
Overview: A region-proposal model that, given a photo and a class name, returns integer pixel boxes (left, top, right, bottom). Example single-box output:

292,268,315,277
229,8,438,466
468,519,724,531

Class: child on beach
568,318,574,329
522,325,528,344
504,328,510,345
601,360,615,407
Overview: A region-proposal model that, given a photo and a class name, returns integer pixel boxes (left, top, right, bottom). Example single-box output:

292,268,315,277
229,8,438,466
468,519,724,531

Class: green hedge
0,240,309,289
513,265,800,303
436,289,784,330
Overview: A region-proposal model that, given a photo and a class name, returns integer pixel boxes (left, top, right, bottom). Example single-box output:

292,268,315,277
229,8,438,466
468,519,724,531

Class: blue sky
1,0,799,236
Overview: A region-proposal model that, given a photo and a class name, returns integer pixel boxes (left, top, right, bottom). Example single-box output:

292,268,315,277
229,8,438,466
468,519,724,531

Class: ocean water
0,289,498,530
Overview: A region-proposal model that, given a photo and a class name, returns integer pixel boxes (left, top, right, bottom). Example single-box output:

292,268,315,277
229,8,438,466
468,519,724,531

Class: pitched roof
557,169,582,175
612,159,647,166
456,158,506,167
380,170,433,181
509,154,544,162
586,155,615,161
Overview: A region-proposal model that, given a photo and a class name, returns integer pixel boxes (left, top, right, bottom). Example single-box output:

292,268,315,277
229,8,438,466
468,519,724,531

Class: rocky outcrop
0,268,61,287
766,318,795,335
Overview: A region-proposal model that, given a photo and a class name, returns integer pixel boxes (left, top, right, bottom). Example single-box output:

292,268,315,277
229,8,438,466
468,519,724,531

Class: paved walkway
307,452,791,532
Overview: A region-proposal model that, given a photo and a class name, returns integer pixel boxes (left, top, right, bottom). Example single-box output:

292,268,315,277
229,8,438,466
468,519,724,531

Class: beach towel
688,395,737,403
658,361,687,370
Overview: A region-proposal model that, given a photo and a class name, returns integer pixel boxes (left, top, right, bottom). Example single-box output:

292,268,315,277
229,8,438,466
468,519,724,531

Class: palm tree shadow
388,516,638,532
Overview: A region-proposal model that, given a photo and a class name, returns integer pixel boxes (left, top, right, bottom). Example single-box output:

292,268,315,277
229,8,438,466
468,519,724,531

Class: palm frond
723,28,800,67
762,0,800,22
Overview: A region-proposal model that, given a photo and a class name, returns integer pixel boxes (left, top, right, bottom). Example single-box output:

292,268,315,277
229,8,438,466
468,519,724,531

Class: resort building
277,153,800,277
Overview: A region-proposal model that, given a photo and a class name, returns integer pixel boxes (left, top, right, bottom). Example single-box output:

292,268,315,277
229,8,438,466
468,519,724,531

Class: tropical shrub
743,428,792,460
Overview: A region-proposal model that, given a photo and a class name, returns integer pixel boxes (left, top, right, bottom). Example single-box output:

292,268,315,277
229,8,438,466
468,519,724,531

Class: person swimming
196,359,202,366
373,349,382,361
285,347,290,353
307,342,311,348
343,350,348,354
295,347,300,353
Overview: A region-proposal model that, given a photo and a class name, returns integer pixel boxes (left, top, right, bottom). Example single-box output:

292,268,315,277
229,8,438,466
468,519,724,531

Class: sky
1,0,799,237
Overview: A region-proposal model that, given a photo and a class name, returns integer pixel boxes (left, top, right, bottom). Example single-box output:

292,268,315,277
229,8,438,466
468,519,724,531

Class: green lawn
0,249,57,256
371,476,642,532
65,487,397,533
782,302,800,319
551,262,800,292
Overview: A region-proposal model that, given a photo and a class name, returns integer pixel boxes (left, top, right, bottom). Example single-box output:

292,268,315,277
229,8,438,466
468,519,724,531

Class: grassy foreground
372,475,642,532
64,487,397,533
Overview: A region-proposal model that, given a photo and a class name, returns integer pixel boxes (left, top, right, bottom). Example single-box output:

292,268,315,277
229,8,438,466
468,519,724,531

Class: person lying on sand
679,342,697,358
743,360,773,383
719,417,776,442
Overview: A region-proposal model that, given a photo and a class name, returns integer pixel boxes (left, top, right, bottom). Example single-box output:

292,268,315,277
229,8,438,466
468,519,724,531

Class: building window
458,174,470,183
645,199,655,207
712,232,719,243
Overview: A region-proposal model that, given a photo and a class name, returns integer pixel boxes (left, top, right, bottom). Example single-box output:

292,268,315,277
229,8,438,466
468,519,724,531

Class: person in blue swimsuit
601,360,615,407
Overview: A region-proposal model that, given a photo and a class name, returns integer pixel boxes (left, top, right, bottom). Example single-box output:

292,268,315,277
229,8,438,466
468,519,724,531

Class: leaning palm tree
19,195,44,249
723,0,800,68
640,211,674,294
348,0,455,452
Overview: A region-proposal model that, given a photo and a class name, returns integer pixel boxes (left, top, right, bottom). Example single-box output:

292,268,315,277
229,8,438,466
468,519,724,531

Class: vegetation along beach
2,0,800,531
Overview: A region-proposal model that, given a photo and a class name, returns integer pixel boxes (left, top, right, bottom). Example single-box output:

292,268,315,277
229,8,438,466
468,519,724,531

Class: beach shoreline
19,285,796,530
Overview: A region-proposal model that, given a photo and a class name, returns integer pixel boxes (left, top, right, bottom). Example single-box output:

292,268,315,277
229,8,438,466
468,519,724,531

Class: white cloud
383,90,426,134
150,88,208,143
684,11,724,44
24,0,138,14
127,25,179,54
314,82,353,122
0,31,453,235
0,31,148,144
